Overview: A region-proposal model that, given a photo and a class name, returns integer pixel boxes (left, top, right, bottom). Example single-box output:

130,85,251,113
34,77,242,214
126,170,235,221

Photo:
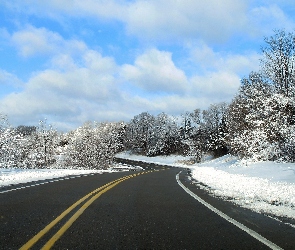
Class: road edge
176,171,283,250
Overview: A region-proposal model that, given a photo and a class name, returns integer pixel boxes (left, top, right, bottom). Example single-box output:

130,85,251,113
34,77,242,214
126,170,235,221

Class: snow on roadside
0,151,185,188
191,155,295,219
115,151,192,166
117,152,295,220
2,150,295,220
0,163,142,187
0,168,104,187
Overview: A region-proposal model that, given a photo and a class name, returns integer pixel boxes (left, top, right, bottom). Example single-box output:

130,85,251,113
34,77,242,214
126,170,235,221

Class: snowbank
115,151,193,166
0,168,103,187
191,155,295,219
0,163,141,187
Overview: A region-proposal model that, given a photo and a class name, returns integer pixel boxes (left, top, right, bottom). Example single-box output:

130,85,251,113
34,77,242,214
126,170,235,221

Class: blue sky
1,0,295,130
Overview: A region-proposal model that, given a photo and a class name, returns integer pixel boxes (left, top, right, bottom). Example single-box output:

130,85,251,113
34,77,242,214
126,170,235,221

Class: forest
1,30,295,169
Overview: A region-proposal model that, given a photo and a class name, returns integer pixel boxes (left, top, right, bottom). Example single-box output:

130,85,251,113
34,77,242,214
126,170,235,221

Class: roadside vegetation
1,30,295,169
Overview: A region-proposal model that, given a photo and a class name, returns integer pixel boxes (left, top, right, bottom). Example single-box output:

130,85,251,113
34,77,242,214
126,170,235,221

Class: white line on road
176,171,282,250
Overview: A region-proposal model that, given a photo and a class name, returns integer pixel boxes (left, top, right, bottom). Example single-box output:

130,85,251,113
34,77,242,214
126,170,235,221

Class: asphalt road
0,160,295,250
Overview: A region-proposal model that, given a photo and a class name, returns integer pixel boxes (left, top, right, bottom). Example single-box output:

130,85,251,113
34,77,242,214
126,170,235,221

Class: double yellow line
20,171,155,250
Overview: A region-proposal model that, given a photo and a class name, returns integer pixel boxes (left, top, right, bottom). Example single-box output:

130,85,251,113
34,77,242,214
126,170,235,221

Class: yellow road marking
20,173,144,250
41,177,132,249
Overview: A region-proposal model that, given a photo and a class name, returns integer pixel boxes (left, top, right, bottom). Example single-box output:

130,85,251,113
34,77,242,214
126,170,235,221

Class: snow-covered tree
0,115,19,168
7,120,59,169
65,122,125,169
147,113,179,156
178,110,203,160
225,31,295,161
37,120,57,167
227,70,295,161
201,102,228,157
125,112,155,154
180,109,200,139
261,29,295,97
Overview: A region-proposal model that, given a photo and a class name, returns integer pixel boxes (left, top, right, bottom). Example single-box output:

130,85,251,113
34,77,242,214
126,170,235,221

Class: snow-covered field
117,152,295,220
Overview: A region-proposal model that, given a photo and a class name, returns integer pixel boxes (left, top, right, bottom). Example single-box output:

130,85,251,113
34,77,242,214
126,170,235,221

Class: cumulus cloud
0,50,122,129
11,25,87,58
0,28,261,130
185,43,261,104
0,18,265,130
190,71,240,100
0,26,122,129
189,42,260,75
11,26,62,57
121,49,188,93
123,0,247,42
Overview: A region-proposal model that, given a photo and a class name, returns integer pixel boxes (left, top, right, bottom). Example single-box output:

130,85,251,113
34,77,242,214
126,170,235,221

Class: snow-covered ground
0,168,103,187
0,164,142,187
116,151,193,165
117,152,295,220
191,155,295,220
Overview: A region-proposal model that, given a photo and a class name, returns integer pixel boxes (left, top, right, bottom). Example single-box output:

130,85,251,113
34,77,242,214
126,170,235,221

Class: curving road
0,159,294,249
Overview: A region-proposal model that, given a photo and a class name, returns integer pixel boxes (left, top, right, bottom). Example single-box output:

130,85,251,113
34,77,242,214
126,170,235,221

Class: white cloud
4,0,248,43
122,93,224,116
123,0,247,42
0,69,23,88
11,26,62,57
0,52,121,129
176,43,262,107
0,22,264,130
4,0,295,44
121,49,188,93
0,26,122,129
188,42,260,75
0,37,261,129
190,71,240,100
11,25,87,58
248,4,295,36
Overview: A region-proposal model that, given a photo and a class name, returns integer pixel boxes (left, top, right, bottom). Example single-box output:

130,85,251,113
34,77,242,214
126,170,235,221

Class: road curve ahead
0,162,294,249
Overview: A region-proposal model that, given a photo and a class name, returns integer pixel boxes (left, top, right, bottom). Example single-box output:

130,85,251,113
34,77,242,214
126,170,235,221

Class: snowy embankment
117,152,295,220
191,155,295,220
115,152,193,165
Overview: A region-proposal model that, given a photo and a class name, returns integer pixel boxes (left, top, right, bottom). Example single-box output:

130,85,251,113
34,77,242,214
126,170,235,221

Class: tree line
1,30,295,169
126,30,295,162
0,117,125,169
